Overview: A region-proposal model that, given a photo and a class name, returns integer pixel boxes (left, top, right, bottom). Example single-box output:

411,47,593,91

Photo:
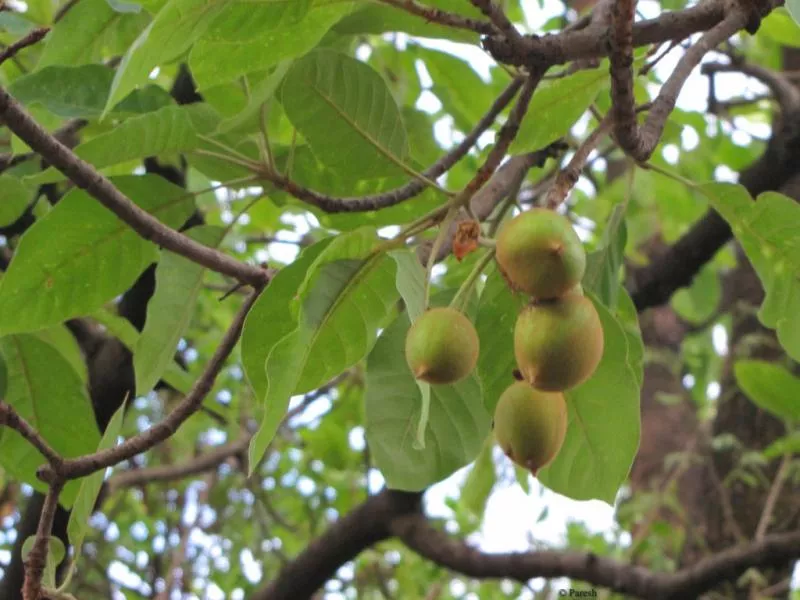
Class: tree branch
0,401,63,468
392,513,800,600
41,290,259,482
375,0,494,35
250,489,422,600
0,88,269,287
609,0,749,161
260,77,523,213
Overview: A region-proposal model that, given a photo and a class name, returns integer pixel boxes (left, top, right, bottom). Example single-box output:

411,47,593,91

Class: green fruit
514,294,604,391
405,307,479,385
496,208,586,299
493,381,567,475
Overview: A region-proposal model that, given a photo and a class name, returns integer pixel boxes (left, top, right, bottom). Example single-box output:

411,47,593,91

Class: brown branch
469,0,523,43
41,291,259,482
251,489,422,600
260,77,524,213
702,61,800,114
0,27,48,67
374,0,494,35
21,481,63,600
609,0,749,161
393,513,800,600
106,436,249,493
0,401,63,468
496,0,777,65
0,89,269,287
417,142,567,265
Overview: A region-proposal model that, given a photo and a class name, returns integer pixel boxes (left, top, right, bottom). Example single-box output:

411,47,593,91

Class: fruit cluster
496,209,604,474
403,208,604,477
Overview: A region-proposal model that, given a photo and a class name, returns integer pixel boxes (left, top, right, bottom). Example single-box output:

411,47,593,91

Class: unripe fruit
514,294,603,391
496,208,586,299
405,307,479,385
493,381,567,475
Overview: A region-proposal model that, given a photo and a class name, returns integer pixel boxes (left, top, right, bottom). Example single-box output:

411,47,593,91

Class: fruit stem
450,247,497,312
423,206,458,309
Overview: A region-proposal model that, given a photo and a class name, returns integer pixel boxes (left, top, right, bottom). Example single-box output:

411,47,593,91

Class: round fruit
496,208,586,299
493,381,567,475
405,307,479,385
514,294,604,391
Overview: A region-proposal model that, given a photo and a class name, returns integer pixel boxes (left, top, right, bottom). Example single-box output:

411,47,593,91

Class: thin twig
0,27,48,67
0,400,63,468
22,480,64,600
375,0,494,34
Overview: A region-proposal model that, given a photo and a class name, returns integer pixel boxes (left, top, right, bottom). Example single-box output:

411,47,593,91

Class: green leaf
190,0,354,90
510,67,608,154
460,434,496,518
37,0,149,68
280,50,409,179
699,184,800,362
293,227,399,392
734,360,800,422
204,0,311,41
35,325,89,384
0,335,100,507
418,47,495,133
28,105,205,185
216,62,292,135
537,293,642,504
0,175,196,335
8,65,173,119
243,239,333,468
67,405,125,559
105,0,228,112
390,249,426,321
788,0,800,25
671,266,720,325
21,535,65,588
475,267,527,415
333,0,479,43
0,175,31,227
760,8,800,47
364,310,490,491
763,431,800,459
584,202,627,310
134,226,225,395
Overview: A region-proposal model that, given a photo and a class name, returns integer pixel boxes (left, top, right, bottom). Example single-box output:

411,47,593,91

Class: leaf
671,266,720,325
699,184,800,362
280,49,409,179
584,202,627,310
67,405,125,558
0,335,100,507
510,67,608,154
364,310,490,491
333,0,479,43
293,227,399,392
21,535,65,588
28,105,206,185
475,266,527,414
243,239,333,468
37,0,149,68
734,360,800,422
35,325,89,384
460,434,496,518
134,226,225,395
537,293,642,504
204,0,311,41
189,0,354,90
0,175,196,335
760,8,800,47
788,0,800,25
216,62,292,135
390,249,426,321
0,175,31,227
105,0,228,112
8,65,173,119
